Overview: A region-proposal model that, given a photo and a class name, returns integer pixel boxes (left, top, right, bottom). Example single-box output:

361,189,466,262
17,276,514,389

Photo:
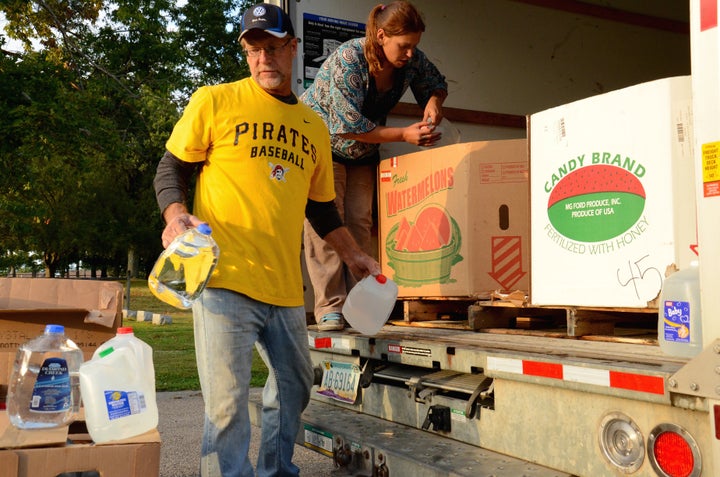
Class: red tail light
648,424,701,477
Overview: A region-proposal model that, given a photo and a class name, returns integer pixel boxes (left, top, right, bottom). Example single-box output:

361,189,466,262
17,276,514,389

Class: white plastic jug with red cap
79,345,159,443
93,327,156,405
342,274,398,335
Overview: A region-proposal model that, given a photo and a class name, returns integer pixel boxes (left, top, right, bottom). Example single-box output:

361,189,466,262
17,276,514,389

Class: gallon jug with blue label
658,261,703,358
6,324,84,429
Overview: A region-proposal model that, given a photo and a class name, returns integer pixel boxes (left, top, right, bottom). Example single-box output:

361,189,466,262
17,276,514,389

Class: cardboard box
0,278,123,387
529,76,696,307
0,426,160,477
378,140,529,298
0,411,69,449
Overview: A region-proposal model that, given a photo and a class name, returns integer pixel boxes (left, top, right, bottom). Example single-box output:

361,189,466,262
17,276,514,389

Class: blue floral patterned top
301,37,447,164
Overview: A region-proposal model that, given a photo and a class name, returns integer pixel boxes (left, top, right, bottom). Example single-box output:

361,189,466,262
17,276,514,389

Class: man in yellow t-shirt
153,4,380,476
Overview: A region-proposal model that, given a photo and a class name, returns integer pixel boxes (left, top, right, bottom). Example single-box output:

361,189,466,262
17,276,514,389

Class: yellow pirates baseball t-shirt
166,77,335,307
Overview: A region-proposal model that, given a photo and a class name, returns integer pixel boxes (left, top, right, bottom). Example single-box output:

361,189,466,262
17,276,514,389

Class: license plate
316,360,361,403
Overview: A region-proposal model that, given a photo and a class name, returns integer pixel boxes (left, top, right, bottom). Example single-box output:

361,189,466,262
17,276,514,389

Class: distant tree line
0,0,251,278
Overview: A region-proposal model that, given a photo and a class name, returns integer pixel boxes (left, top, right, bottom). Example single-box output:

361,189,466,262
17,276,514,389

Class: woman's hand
424,91,446,126
403,120,442,147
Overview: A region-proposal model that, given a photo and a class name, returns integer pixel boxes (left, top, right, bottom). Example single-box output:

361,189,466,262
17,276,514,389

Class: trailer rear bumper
248,388,571,477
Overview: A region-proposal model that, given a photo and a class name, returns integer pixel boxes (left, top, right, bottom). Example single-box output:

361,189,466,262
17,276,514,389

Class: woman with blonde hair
302,1,448,331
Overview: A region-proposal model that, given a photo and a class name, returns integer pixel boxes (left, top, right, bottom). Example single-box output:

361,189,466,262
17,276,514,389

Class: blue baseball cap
239,4,295,40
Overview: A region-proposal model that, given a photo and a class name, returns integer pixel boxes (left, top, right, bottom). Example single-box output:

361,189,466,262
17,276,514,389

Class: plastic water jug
433,118,462,147
6,324,84,429
148,223,220,309
93,327,156,405
342,274,398,335
658,262,703,358
79,346,159,443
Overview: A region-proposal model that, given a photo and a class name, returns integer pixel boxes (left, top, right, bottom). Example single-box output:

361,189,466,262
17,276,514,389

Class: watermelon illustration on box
378,140,529,299
385,204,463,286
529,76,697,308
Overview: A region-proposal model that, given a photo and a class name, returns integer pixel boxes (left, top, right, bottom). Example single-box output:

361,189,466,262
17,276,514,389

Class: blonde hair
364,1,425,76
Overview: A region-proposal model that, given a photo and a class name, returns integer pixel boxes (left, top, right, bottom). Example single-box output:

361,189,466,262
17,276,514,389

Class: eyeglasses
243,38,293,58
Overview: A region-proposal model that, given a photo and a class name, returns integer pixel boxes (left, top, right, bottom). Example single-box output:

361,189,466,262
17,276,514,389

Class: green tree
0,50,123,277
173,0,249,99
1,0,253,277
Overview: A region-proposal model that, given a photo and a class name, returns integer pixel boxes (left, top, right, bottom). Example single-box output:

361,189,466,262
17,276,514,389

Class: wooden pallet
390,292,659,342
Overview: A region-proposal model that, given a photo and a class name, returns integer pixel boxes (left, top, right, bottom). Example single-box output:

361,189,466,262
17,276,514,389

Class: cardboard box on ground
0,278,161,477
529,76,696,308
377,139,530,299
0,422,160,477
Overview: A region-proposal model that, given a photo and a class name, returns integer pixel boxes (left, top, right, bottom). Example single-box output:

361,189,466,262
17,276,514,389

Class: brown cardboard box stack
0,278,161,477
378,139,530,299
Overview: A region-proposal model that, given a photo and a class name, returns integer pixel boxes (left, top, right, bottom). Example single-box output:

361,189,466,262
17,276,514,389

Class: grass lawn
118,279,269,391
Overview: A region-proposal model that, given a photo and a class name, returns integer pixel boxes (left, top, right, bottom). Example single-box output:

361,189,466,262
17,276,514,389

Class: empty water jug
342,274,398,335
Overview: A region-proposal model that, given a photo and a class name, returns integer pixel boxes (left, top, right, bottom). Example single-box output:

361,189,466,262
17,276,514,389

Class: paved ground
157,390,336,477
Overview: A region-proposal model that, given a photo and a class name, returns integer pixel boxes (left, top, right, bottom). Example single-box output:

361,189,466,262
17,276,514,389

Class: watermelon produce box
529,76,696,308
378,139,529,298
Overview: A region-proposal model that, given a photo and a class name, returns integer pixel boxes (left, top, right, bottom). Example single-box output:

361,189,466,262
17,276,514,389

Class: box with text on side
0,423,160,477
0,278,123,449
0,278,123,385
529,75,696,308
378,140,529,299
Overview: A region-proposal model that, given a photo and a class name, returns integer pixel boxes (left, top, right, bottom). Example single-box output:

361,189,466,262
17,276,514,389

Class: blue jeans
193,288,314,477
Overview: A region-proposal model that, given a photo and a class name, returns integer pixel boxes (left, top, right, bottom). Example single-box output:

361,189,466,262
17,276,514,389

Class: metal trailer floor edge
248,388,573,477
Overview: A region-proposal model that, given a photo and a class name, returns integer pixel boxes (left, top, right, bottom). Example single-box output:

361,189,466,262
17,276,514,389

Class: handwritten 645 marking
616,255,663,301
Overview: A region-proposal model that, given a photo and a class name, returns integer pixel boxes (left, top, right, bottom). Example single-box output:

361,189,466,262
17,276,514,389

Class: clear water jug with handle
6,324,84,429
148,223,220,309
342,274,398,335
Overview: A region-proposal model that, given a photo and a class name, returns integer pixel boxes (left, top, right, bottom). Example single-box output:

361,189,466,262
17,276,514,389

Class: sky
1,1,192,54
0,12,23,53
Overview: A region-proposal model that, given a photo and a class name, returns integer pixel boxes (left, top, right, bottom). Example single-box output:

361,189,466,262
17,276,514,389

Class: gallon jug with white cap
342,274,398,335
658,261,703,358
